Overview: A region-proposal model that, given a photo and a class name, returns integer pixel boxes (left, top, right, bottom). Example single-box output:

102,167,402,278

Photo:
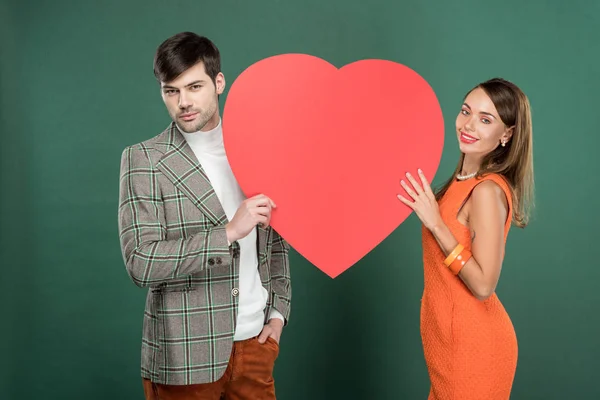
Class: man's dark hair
153,32,221,85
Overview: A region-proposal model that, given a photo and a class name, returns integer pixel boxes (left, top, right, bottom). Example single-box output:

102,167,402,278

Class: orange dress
420,174,518,400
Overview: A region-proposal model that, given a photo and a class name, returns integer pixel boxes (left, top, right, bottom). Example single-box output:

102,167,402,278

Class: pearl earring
501,139,506,147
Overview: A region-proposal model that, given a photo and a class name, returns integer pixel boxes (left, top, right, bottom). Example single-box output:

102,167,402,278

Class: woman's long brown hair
434,78,534,228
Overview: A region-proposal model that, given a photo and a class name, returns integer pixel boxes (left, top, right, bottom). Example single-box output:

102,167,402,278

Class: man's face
160,62,225,132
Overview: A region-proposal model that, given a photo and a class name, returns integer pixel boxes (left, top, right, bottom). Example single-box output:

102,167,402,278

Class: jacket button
231,288,239,297
216,257,222,265
208,258,215,266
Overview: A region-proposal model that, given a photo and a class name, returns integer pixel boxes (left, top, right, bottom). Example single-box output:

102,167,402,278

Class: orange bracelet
449,248,472,275
444,243,464,267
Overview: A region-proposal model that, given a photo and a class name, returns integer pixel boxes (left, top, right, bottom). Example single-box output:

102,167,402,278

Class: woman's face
455,87,512,157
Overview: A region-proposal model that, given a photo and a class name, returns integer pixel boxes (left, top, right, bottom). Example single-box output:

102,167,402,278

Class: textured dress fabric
420,174,518,400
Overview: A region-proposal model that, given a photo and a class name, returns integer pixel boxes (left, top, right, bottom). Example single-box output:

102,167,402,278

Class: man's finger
248,194,276,207
260,196,276,209
254,205,272,217
257,328,270,344
255,215,269,228
249,197,270,208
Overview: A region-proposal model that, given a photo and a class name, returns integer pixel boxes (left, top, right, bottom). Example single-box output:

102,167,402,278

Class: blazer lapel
256,225,271,264
155,123,228,226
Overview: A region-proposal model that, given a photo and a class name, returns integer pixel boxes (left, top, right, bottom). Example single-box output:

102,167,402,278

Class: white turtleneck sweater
179,119,284,341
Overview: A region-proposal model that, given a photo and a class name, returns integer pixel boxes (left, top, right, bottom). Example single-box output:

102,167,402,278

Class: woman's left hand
397,169,444,231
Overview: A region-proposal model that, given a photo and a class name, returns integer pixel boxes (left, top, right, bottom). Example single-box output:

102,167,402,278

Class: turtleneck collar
177,118,223,152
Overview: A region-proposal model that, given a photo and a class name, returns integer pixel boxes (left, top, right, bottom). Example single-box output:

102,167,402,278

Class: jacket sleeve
118,145,234,288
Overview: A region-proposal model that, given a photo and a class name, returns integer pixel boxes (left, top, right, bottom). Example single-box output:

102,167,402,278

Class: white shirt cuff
268,308,285,324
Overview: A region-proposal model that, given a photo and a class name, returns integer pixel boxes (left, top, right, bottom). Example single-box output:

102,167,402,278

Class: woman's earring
501,139,506,147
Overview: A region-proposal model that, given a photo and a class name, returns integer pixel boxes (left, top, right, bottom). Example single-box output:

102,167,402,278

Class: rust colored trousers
142,336,280,400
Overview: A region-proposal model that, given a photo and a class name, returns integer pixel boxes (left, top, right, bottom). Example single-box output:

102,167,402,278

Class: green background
2,0,599,399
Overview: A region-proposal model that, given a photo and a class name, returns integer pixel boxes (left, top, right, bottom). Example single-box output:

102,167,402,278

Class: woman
397,77,534,400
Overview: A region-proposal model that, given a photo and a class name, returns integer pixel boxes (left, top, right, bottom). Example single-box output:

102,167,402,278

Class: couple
118,32,534,400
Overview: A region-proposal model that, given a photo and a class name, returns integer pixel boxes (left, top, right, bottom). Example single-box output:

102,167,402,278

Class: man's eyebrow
161,80,206,89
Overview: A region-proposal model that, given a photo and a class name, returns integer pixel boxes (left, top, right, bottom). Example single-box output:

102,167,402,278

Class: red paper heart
222,54,444,278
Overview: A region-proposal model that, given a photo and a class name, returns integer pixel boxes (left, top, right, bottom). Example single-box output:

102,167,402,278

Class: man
118,32,291,399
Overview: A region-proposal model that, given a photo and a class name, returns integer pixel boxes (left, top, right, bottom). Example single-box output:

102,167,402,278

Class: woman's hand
397,169,444,231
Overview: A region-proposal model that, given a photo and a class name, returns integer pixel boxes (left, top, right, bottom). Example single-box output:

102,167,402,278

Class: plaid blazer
118,122,291,385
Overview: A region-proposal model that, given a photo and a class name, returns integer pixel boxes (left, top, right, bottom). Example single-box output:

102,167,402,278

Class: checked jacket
118,122,291,385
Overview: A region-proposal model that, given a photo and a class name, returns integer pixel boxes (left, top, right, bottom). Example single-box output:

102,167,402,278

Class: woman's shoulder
477,173,511,193
471,174,512,210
